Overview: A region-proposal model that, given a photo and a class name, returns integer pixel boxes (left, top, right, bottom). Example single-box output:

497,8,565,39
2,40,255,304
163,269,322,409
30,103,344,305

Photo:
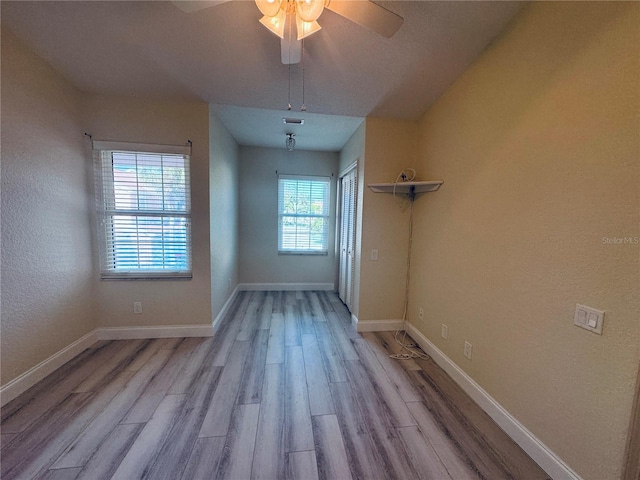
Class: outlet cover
133,302,143,314
441,324,448,339
371,249,378,261
418,307,424,321
464,341,472,360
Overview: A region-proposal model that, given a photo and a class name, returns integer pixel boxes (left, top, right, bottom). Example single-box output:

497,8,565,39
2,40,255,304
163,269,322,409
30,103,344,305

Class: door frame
336,160,358,311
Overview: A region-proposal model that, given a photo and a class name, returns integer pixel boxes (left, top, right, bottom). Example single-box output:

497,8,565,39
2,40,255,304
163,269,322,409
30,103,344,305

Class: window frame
277,174,331,256
93,141,192,280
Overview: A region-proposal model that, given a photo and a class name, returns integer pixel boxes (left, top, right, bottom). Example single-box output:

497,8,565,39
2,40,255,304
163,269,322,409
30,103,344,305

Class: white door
338,166,357,311
338,173,350,303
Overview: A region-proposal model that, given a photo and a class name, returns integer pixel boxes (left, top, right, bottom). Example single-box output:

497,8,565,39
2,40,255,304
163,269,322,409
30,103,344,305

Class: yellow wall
1,28,96,383
82,94,212,329
409,3,639,479
1,30,238,387
357,118,418,322
209,109,240,317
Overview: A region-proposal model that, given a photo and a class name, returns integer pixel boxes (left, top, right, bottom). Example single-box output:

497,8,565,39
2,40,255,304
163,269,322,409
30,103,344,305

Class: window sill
100,272,193,280
278,251,328,256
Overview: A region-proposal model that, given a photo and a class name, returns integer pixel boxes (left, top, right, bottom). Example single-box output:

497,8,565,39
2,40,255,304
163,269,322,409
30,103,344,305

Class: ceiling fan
172,0,404,64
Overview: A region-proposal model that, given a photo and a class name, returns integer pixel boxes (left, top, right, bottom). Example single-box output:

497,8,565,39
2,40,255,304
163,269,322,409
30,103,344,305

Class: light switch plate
371,249,378,261
573,304,603,335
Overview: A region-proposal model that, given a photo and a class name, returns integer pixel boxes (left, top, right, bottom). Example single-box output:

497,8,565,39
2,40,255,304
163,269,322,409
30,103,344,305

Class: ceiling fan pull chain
301,38,306,112
287,14,293,110
288,62,292,111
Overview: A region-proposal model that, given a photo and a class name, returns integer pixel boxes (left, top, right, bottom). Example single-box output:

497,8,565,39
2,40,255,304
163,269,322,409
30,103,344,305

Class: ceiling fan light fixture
296,16,321,40
259,9,287,39
255,0,283,17
295,0,324,22
285,133,296,151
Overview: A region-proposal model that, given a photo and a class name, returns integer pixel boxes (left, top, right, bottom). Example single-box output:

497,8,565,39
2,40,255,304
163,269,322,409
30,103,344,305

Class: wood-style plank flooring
1,291,550,480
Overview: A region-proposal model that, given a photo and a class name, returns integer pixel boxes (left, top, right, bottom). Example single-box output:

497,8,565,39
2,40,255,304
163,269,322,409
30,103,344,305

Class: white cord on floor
388,168,430,362
391,328,430,360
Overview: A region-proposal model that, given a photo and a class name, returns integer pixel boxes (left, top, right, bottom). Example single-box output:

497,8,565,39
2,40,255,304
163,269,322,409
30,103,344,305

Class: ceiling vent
283,118,304,125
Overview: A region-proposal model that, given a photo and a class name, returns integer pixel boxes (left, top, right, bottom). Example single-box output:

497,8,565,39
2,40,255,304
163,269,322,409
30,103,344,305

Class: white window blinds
278,175,330,254
94,142,192,279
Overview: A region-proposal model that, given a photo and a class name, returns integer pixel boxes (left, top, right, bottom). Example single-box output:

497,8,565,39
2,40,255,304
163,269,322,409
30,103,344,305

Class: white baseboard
0,282,326,406
1,322,214,406
351,315,404,332
212,284,240,333
238,283,334,291
404,322,582,480
96,324,213,340
1,330,98,407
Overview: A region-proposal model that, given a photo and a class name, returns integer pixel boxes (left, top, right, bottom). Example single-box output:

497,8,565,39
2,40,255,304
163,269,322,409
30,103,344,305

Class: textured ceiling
1,1,523,151
212,105,364,151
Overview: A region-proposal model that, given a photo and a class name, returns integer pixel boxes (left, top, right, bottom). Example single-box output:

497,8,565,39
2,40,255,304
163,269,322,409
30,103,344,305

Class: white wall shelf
368,180,443,197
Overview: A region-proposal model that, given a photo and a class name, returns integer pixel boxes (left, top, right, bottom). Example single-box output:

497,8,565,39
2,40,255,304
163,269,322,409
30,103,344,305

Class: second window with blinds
278,175,330,255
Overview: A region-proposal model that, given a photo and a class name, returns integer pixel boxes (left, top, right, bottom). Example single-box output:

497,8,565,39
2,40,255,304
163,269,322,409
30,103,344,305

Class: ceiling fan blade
325,1,403,38
171,1,232,14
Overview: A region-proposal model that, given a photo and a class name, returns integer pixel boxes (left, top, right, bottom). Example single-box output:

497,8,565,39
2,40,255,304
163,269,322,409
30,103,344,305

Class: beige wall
1,29,95,383
82,94,212,328
409,3,640,479
238,146,339,285
338,121,365,174
356,118,418,322
209,109,239,316
1,29,227,387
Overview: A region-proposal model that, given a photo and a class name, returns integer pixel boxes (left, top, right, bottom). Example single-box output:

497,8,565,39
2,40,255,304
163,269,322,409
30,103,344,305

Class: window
94,141,192,279
278,175,330,254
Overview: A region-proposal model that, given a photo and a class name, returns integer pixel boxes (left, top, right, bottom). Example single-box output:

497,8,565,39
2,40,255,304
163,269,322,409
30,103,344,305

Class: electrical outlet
133,302,143,314
464,341,472,360
418,307,424,321
371,249,378,261
441,324,448,339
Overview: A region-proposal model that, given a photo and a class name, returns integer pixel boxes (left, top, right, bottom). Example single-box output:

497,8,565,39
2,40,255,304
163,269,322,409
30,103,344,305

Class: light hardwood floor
1,291,550,480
